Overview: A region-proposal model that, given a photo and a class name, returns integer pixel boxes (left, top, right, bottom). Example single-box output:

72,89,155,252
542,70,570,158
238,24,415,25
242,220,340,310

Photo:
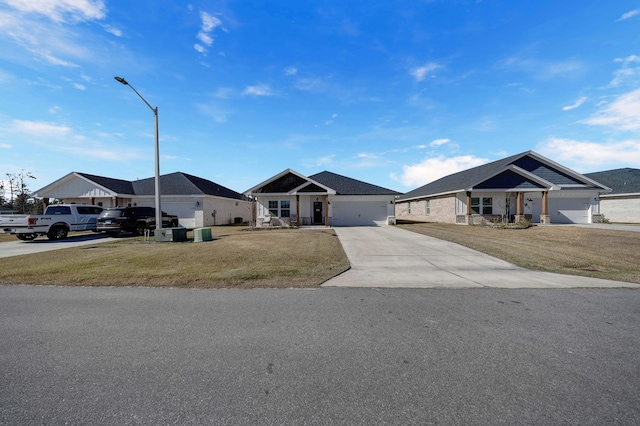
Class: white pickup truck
0,204,103,241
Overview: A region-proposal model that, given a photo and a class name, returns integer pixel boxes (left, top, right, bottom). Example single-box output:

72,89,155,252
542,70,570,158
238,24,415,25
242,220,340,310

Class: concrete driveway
323,226,640,289
0,233,118,259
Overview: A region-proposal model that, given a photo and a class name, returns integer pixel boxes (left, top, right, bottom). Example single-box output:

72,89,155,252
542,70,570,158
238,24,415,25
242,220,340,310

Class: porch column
540,191,550,225
296,195,300,226
42,198,50,214
466,191,472,224
515,192,525,222
112,197,118,207
325,195,329,227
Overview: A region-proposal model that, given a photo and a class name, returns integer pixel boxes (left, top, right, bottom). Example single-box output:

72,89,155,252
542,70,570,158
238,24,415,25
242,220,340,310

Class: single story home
584,168,640,224
245,169,401,227
395,151,611,225
33,172,250,229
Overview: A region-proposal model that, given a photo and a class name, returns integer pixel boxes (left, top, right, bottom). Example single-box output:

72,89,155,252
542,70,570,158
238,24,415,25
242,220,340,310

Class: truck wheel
135,223,147,236
47,226,68,240
17,234,37,241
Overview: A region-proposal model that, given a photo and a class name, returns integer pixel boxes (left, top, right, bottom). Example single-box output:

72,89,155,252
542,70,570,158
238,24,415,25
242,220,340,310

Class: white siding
599,196,640,223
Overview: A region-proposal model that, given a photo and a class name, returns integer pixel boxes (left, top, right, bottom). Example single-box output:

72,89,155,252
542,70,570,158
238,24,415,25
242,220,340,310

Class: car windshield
99,209,125,218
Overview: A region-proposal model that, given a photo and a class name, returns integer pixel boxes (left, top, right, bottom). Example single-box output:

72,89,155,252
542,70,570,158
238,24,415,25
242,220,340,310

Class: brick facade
395,195,456,223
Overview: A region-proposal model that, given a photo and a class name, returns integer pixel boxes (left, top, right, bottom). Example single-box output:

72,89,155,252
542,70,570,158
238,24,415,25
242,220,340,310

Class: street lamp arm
114,76,157,113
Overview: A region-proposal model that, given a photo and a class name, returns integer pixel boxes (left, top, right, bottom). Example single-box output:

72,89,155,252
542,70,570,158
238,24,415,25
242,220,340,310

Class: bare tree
6,170,37,213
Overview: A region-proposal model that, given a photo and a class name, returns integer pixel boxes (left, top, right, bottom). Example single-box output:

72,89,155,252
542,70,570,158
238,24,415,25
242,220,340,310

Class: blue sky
1,1,640,198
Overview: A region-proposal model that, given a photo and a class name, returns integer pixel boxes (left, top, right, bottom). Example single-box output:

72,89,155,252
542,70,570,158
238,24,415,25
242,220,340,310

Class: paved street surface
2,285,639,425
324,226,640,288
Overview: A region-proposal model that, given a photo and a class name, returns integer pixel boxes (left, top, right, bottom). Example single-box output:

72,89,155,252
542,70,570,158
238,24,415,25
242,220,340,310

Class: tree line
1,170,44,214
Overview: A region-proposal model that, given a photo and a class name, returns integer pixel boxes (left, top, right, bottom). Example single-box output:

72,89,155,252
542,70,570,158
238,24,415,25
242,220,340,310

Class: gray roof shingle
584,168,640,195
77,173,135,194
309,171,400,195
79,172,243,199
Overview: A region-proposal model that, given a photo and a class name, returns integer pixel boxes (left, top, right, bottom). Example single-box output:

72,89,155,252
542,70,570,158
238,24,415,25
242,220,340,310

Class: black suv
96,207,179,236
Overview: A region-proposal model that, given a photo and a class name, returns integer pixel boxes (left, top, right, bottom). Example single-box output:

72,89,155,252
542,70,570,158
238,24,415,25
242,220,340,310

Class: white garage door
331,201,388,226
551,198,589,224
162,202,196,229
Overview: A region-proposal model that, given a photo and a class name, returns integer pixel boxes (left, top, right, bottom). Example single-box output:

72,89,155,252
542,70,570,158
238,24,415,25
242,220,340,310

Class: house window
472,197,493,214
280,200,290,218
267,200,291,217
268,200,278,216
471,197,480,214
482,197,493,215
425,200,430,215
407,202,411,214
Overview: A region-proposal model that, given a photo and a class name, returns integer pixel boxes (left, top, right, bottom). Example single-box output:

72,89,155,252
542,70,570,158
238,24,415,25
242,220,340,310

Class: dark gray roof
585,168,640,195
79,172,243,199
309,171,400,195
77,173,135,194
397,151,606,201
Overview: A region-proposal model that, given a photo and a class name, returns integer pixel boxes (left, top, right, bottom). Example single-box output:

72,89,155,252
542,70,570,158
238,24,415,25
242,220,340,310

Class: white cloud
537,138,640,170
583,89,640,131
314,155,336,167
429,138,450,147
0,3,107,68
3,0,107,23
617,9,640,22
194,11,223,54
284,66,297,76
610,55,640,87
201,11,222,32
562,96,587,111
0,143,11,148
243,84,274,96
73,83,86,90
10,119,72,137
197,32,213,46
410,62,442,82
102,24,122,37
498,56,584,80
393,155,489,187
197,103,229,123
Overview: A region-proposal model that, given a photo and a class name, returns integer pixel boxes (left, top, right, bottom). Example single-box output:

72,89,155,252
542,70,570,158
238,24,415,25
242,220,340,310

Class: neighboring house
395,151,611,225
33,172,250,229
245,169,400,227
584,168,640,224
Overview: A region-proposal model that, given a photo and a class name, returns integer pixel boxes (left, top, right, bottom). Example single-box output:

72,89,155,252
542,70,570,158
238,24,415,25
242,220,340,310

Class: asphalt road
1,285,639,425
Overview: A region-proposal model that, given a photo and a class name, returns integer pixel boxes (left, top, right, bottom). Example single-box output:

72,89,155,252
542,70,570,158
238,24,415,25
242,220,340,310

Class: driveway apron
323,226,639,289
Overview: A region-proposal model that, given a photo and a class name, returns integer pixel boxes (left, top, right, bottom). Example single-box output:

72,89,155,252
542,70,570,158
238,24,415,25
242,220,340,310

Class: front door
313,202,323,224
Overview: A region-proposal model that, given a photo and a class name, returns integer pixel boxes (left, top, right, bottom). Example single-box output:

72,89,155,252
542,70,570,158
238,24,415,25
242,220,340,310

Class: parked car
96,207,179,236
0,204,103,240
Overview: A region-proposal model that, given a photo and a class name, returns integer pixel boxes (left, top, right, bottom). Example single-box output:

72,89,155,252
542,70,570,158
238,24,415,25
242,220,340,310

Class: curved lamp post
114,76,162,232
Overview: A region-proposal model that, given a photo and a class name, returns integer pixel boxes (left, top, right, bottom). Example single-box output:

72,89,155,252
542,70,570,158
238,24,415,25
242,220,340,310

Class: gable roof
36,172,243,200
245,169,336,195
309,171,400,195
76,172,135,194
132,172,244,199
245,169,400,196
584,168,640,195
397,151,610,201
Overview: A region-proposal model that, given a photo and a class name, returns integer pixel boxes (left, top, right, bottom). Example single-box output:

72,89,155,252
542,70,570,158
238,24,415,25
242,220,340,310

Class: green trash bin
194,227,213,242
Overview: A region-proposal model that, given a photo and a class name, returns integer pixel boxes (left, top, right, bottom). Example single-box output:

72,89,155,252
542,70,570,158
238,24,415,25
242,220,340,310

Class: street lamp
114,76,162,232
